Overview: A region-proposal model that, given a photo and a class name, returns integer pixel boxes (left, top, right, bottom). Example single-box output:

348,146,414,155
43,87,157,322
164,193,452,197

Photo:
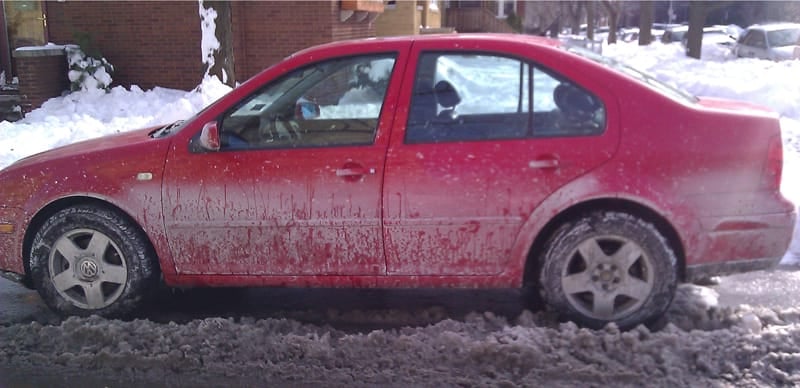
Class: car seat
434,80,461,121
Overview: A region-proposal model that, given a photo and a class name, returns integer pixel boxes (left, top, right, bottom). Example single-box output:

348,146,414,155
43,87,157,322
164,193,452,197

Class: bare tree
586,0,596,41
638,1,653,46
563,1,584,34
685,1,729,59
601,0,621,44
521,2,562,36
685,2,708,59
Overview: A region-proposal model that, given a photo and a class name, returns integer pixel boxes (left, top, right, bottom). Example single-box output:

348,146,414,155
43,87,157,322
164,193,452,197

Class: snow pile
0,77,232,169
198,0,223,82
604,42,800,121
0,285,799,387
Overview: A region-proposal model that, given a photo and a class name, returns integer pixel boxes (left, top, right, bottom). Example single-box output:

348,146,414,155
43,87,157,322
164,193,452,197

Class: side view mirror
199,121,221,151
295,100,320,120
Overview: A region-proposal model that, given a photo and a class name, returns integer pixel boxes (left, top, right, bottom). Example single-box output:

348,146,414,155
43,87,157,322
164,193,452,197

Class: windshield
564,45,698,104
767,28,800,47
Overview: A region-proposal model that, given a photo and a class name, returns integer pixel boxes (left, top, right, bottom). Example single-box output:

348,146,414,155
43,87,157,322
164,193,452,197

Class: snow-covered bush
65,44,114,92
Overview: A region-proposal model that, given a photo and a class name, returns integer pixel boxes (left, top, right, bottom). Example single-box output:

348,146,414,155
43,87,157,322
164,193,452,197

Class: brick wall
375,1,420,37
46,1,201,91
231,1,376,82
13,49,69,110
423,3,443,28
43,1,376,91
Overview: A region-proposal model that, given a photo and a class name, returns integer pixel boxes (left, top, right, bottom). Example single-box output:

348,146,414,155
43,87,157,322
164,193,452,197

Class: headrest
434,80,461,108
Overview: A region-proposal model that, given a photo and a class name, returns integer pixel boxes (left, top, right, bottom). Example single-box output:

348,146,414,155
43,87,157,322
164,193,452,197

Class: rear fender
509,172,699,286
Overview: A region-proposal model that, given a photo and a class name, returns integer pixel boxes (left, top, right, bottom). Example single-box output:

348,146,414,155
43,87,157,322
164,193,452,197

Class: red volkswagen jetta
0,34,794,329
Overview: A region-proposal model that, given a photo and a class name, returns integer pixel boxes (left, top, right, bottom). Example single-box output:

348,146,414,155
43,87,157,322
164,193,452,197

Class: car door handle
528,159,560,169
335,167,376,177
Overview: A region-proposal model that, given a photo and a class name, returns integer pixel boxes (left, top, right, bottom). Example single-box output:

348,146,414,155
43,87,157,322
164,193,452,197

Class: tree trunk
586,0,595,41
602,1,619,44
563,1,583,34
573,5,583,35
638,1,653,46
205,1,236,86
546,15,561,38
686,1,709,59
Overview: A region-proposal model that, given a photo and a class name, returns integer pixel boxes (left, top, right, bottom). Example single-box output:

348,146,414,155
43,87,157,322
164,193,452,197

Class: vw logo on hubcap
78,259,99,279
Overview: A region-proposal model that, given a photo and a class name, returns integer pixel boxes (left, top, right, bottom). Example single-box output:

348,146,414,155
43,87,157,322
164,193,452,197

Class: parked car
735,23,800,60
680,26,739,48
0,34,794,329
661,25,689,43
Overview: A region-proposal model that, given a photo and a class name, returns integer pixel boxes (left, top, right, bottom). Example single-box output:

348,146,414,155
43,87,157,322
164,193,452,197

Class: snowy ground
1,283,799,387
1,41,800,386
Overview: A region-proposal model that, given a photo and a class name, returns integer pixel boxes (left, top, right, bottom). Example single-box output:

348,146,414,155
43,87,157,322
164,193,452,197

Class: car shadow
138,287,542,332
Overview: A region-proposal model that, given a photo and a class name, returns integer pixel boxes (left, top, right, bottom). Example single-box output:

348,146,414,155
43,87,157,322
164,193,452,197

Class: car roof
294,33,562,55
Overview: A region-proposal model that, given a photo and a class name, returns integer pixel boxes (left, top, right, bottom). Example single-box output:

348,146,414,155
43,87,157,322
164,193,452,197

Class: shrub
65,32,114,92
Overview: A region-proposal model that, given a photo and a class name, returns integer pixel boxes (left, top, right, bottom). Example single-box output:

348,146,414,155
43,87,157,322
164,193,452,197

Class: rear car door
382,39,620,276
163,53,403,276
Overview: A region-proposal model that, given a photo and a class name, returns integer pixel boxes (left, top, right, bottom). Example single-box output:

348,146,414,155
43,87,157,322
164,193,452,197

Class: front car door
382,39,620,276
739,30,769,59
163,53,401,276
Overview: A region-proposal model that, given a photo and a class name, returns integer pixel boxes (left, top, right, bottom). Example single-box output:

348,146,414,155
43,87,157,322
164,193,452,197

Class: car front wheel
539,211,678,330
30,205,158,317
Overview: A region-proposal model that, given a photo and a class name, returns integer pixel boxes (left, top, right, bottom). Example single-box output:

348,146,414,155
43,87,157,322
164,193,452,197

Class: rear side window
405,52,605,143
767,28,800,47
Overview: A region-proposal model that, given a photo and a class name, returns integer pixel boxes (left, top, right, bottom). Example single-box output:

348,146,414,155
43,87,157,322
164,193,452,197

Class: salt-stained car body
0,34,794,329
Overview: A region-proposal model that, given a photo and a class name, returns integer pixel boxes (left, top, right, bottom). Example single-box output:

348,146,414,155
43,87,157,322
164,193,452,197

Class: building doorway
1,0,47,81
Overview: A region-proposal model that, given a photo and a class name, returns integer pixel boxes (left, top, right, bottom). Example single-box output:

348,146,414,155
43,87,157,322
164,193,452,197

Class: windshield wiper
151,120,185,138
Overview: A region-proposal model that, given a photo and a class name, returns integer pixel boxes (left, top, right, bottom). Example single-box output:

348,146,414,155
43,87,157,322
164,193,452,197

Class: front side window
218,54,396,150
744,30,767,48
405,52,605,143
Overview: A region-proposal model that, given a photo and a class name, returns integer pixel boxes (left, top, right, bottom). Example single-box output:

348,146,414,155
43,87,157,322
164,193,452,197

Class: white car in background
735,23,800,61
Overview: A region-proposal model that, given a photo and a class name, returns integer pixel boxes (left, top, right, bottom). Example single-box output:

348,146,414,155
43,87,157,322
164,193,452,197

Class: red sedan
0,34,794,329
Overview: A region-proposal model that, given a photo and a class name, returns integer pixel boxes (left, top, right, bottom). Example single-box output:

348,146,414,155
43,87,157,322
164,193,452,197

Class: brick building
375,0,446,36
0,0,384,93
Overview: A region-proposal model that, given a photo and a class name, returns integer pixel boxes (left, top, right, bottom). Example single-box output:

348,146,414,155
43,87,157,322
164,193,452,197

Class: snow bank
0,77,231,169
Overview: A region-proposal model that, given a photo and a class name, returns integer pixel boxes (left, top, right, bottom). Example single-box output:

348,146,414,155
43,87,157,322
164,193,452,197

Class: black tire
539,211,677,330
29,205,159,318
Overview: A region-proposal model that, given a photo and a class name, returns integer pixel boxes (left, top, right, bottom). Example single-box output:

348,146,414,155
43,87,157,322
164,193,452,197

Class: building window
497,0,516,18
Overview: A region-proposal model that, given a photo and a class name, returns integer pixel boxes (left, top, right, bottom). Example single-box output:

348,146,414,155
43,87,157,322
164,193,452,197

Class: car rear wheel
539,211,678,330
30,205,158,317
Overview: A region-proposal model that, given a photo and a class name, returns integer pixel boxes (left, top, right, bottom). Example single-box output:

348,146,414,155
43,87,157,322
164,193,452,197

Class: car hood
5,125,165,172
696,96,778,118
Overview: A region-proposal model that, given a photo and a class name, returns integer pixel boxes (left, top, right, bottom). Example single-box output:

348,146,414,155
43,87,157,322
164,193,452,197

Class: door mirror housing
199,121,221,151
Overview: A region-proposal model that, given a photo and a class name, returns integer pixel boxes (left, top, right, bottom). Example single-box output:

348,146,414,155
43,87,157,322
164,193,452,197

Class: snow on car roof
747,22,800,32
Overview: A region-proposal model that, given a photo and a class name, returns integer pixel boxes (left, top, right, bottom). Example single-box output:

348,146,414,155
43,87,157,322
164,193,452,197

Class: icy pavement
1,281,800,387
